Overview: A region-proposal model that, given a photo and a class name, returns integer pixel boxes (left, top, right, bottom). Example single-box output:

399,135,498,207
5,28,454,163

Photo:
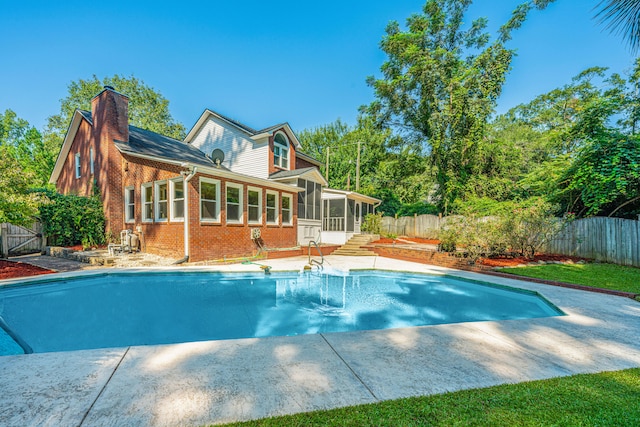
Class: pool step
332,234,379,256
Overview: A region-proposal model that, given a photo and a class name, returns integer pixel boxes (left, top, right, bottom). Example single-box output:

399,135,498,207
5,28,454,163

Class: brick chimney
90,86,130,235
91,85,129,144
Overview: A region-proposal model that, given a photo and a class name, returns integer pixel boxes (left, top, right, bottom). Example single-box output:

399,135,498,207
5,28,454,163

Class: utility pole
325,146,330,181
355,141,361,192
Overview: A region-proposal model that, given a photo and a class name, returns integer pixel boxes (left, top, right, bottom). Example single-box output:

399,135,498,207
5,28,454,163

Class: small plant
361,212,383,235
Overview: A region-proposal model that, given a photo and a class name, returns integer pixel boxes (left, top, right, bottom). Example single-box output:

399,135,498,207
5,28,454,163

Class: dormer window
273,133,289,169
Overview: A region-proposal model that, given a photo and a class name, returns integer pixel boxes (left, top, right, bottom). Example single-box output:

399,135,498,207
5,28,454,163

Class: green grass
497,262,640,294
221,369,640,426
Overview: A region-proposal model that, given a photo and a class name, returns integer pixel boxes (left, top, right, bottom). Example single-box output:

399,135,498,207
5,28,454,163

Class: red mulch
372,237,441,245
0,260,55,280
480,254,588,268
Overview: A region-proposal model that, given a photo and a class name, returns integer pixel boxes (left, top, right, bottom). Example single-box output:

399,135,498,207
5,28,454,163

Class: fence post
1,223,8,258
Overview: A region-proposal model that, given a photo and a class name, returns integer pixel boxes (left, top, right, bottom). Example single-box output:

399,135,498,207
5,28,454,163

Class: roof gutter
175,164,198,264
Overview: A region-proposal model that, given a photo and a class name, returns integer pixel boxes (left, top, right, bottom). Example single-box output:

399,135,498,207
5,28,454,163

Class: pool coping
1,255,639,426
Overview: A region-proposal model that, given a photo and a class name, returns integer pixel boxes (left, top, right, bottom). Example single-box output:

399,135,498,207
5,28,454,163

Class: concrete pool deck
1,255,639,426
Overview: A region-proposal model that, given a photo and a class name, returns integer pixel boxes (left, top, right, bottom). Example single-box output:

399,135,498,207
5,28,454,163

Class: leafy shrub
361,212,383,234
438,213,507,262
501,198,569,259
38,189,106,247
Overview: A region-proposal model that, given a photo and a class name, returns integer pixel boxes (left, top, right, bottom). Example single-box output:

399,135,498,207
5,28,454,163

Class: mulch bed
372,237,441,245
0,260,55,280
479,254,589,268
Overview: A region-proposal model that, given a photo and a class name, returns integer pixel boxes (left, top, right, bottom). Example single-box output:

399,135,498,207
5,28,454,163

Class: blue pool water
0,271,563,355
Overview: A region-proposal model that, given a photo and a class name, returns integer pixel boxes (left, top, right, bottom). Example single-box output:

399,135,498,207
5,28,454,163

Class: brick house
50,86,379,261
50,87,303,262
184,109,379,246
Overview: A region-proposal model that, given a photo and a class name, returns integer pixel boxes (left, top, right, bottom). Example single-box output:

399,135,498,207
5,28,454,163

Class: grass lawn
497,262,640,295
222,368,640,426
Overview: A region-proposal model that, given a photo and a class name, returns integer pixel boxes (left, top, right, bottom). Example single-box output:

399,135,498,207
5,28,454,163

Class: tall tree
43,75,186,181
298,115,432,213
0,112,40,224
0,109,51,187
594,0,640,52
365,0,554,213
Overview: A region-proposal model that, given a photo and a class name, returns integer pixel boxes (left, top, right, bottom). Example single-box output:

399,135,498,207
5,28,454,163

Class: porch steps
331,234,379,256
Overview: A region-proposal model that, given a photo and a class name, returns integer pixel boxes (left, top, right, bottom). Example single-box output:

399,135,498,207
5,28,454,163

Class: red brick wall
367,245,488,271
56,87,130,234
118,157,299,262
268,127,297,175
55,119,95,197
295,156,317,170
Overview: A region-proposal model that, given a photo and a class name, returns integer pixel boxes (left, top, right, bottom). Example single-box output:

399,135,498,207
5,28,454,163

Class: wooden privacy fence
381,214,444,238
544,217,640,268
0,222,45,258
382,214,640,267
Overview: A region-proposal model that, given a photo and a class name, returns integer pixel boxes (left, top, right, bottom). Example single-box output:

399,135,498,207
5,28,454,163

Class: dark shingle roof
115,125,224,170
269,167,318,180
79,109,93,123
209,110,259,135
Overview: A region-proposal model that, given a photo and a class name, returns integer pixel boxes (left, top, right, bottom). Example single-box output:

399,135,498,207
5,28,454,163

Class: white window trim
273,132,289,170
169,177,185,222
225,182,244,224
266,190,279,225
200,177,221,223
141,183,153,223
281,193,293,226
247,186,262,225
154,180,168,223
74,153,81,178
124,186,135,223
90,147,95,175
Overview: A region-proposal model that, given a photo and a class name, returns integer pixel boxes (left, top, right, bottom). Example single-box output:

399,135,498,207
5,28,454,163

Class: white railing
323,217,345,232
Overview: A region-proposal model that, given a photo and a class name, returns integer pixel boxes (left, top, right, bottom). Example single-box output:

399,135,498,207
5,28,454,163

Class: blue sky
0,0,633,135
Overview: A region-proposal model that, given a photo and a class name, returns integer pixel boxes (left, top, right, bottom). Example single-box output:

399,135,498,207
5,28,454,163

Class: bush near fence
382,214,640,268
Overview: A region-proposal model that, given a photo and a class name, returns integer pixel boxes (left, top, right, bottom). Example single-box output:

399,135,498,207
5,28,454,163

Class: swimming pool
0,270,563,355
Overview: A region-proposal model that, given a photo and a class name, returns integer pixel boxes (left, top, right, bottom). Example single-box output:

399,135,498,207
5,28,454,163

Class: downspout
174,165,197,265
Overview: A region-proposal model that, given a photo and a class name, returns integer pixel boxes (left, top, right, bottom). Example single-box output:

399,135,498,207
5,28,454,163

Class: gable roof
184,109,302,149
114,125,223,170
49,109,93,184
269,166,328,186
49,109,303,193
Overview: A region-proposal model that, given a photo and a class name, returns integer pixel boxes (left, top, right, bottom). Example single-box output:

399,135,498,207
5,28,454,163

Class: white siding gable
189,116,269,179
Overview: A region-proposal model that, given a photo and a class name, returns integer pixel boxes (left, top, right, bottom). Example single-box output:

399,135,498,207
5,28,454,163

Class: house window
90,147,95,175
266,190,278,225
226,182,243,224
273,133,289,169
247,187,262,224
282,193,292,226
142,183,153,222
170,178,184,221
200,178,220,222
155,181,168,222
124,187,135,223
297,179,321,220
74,153,81,178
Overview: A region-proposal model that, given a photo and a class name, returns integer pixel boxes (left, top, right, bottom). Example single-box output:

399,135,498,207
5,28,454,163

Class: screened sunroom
320,188,380,245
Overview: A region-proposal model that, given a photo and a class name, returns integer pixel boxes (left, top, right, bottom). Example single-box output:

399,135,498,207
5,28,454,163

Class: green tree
366,0,554,213
43,75,186,180
0,110,45,224
0,145,39,225
562,132,640,217
298,115,434,214
595,0,640,51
